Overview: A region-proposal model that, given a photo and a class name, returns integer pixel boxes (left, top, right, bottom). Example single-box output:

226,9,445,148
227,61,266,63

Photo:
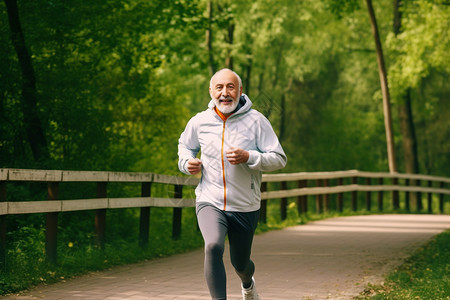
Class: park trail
3,214,450,300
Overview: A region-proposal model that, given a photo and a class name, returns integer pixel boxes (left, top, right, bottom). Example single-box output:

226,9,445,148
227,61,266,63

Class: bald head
210,68,242,91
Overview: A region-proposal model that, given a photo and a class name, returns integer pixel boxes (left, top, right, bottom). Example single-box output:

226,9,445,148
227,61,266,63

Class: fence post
0,182,6,267
95,182,107,250
365,178,371,211
378,178,383,211
392,177,399,210
405,179,410,212
316,180,323,213
280,181,287,220
439,182,445,214
297,180,307,214
173,185,183,239
139,182,152,248
337,178,343,212
427,181,433,214
416,179,422,212
351,177,357,211
46,182,59,264
323,179,329,212
260,182,267,223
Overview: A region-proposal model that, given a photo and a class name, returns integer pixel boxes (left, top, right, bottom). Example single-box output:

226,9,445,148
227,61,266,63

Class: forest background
0,0,449,294
2,0,450,178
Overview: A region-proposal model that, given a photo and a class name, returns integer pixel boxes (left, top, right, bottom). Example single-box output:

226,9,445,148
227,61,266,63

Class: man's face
209,70,242,116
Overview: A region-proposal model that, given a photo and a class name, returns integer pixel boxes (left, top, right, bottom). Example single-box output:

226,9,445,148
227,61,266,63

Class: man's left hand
226,147,249,165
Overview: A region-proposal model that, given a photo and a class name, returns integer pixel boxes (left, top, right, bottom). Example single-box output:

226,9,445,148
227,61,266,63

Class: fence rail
0,168,449,265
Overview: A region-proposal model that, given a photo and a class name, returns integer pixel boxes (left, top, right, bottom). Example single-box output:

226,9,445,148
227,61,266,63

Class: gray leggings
196,203,260,300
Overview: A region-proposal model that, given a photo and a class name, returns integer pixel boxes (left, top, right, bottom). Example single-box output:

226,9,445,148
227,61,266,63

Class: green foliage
387,0,450,101
1,0,449,173
1,226,46,292
358,229,450,299
413,74,450,176
326,0,360,19
0,0,199,172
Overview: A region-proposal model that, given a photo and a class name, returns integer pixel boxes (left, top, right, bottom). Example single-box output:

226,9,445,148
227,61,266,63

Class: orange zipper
215,107,229,210
221,120,227,210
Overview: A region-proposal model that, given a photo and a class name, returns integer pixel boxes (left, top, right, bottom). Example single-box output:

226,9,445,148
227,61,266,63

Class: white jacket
178,94,287,212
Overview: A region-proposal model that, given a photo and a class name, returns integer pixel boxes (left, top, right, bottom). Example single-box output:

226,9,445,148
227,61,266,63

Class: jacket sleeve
246,114,287,172
178,117,200,175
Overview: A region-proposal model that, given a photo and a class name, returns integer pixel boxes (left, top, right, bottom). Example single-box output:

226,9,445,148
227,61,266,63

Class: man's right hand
187,158,202,175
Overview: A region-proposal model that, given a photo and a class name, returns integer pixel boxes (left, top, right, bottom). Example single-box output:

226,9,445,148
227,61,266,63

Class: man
178,68,287,300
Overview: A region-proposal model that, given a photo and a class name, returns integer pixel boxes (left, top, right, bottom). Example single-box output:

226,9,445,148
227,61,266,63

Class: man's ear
239,86,243,96
209,87,213,98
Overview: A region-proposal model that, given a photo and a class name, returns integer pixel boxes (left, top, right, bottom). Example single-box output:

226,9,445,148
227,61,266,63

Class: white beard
213,96,239,115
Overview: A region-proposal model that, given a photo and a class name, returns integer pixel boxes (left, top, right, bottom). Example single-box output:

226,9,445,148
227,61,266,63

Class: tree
365,0,397,173
387,0,450,176
206,0,216,76
4,0,49,164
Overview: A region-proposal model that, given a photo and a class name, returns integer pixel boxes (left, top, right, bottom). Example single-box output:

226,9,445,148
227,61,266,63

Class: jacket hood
208,94,252,116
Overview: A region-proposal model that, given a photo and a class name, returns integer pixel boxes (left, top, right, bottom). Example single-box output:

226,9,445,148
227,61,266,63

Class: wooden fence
1,168,449,264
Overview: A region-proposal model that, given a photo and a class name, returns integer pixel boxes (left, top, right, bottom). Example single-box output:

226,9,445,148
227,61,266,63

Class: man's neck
214,107,231,121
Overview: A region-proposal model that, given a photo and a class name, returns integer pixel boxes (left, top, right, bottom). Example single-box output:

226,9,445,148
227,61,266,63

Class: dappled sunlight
287,215,450,234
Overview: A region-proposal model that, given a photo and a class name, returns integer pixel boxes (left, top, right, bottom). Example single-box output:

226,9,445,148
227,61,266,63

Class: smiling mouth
219,98,233,104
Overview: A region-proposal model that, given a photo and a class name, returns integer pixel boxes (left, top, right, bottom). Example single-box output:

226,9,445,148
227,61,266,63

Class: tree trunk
225,23,234,70
206,0,216,76
398,90,419,173
4,0,49,163
243,31,253,95
279,93,286,142
279,78,292,143
257,70,264,92
393,0,402,36
245,59,252,95
393,0,420,209
393,0,419,174
272,44,284,89
365,0,397,173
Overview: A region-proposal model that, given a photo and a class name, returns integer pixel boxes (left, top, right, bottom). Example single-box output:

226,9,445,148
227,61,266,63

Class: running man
178,68,287,300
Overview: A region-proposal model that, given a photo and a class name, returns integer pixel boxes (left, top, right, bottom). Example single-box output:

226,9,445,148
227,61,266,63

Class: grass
357,229,450,300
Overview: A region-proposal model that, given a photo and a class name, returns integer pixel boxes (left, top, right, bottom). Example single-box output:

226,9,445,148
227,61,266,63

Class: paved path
3,214,450,300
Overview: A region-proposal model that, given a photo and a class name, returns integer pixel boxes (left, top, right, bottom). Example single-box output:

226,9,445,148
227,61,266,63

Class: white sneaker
241,277,260,300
